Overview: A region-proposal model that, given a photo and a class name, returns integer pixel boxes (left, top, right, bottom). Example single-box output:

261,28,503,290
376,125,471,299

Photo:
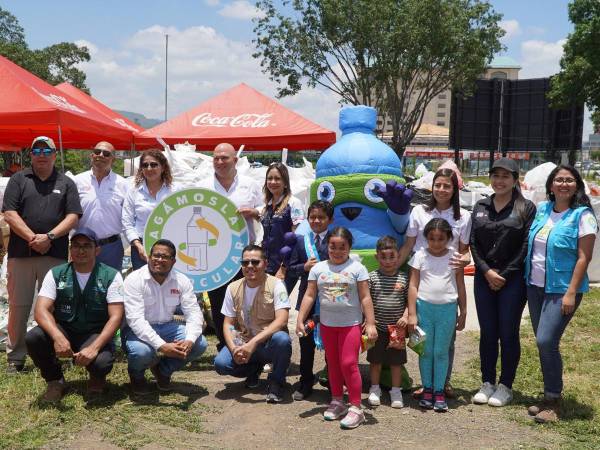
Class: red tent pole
58,124,65,172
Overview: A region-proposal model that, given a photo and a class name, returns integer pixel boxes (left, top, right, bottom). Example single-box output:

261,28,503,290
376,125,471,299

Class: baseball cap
490,157,518,174
71,227,98,245
31,136,57,151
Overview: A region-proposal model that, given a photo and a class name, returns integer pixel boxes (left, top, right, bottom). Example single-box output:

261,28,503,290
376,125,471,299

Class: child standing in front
296,227,378,429
367,236,409,409
408,218,467,412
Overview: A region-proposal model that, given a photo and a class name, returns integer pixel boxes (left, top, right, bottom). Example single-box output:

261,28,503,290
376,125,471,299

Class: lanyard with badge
304,232,324,350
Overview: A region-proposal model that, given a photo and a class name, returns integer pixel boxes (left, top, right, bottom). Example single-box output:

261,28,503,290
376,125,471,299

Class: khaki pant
6,256,64,364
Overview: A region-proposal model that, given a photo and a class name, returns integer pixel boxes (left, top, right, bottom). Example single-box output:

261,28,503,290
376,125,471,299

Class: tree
549,0,600,135
0,7,90,91
253,0,504,155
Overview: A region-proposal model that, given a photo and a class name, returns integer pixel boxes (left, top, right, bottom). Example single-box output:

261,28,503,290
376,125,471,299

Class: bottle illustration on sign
186,207,208,271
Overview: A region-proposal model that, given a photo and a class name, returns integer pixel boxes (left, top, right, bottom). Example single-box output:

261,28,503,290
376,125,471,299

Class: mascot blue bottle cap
316,105,402,178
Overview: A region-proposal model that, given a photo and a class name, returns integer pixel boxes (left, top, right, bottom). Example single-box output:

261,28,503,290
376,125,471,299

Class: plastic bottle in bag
229,325,244,346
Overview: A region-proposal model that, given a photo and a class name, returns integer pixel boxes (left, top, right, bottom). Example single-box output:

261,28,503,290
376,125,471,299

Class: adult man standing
73,141,129,271
214,245,292,403
25,228,124,401
199,143,263,350
123,239,207,394
2,136,81,373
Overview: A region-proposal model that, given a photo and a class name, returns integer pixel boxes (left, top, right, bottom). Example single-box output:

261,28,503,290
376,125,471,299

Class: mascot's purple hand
279,232,298,266
375,180,413,215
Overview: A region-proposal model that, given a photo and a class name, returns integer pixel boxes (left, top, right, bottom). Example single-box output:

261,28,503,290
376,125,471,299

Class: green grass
0,336,219,450
454,288,600,449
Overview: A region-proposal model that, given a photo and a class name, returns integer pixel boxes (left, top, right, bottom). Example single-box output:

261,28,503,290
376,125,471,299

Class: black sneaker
266,381,284,403
6,362,24,375
292,382,313,401
245,369,261,389
129,375,153,396
150,365,172,392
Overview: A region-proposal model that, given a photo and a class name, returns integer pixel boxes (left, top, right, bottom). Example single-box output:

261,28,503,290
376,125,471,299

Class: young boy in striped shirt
367,236,409,408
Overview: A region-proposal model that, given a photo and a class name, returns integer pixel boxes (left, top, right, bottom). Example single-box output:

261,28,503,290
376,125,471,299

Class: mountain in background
116,110,162,129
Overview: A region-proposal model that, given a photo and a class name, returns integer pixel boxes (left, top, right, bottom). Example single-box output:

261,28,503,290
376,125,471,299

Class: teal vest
52,262,118,334
525,201,590,294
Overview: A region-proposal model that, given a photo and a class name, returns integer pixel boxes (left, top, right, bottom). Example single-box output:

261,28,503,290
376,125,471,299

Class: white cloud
218,1,265,20
76,24,340,134
499,19,521,41
526,26,546,37
204,0,220,5
519,39,566,78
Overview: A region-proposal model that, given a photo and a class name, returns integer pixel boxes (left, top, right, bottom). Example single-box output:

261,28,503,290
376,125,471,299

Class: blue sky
1,0,592,137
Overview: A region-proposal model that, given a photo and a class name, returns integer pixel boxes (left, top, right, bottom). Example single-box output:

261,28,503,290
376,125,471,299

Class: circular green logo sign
144,188,249,291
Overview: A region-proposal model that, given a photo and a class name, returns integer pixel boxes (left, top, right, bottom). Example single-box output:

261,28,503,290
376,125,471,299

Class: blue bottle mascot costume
296,105,412,271
294,105,413,390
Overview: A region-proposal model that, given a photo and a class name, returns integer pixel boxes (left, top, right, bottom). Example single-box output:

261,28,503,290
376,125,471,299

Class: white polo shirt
123,265,204,350
198,173,263,242
74,170,129,240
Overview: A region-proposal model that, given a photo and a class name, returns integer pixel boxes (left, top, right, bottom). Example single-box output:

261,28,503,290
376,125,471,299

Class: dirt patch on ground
60,313,564,450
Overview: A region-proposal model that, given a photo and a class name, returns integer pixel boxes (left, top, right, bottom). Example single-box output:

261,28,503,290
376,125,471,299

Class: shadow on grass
126,380,210,410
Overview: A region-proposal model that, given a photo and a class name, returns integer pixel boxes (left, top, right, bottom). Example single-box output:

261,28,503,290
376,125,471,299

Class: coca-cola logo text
191,112,275,128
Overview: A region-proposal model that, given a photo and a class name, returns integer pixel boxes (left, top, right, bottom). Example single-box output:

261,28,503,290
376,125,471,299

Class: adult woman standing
260,162,305,290
524,164,597,423
123,151,177,270
470,158,536,407
399,167,472,397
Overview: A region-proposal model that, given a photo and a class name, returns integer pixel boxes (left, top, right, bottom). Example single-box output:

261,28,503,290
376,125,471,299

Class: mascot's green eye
364,178,385,203
317,181,336,202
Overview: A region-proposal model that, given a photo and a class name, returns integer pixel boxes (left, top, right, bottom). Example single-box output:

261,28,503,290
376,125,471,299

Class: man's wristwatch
46,232,56,241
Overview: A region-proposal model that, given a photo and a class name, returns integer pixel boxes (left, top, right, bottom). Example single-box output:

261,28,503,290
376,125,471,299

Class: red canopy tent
136,83,336,151
55,82,145,135
0,55,134,151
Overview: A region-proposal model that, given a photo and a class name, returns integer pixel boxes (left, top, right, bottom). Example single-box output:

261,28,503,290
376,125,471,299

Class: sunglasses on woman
141,162,160,169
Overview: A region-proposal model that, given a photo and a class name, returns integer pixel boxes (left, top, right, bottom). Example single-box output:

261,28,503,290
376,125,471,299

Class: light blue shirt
122,181,178,243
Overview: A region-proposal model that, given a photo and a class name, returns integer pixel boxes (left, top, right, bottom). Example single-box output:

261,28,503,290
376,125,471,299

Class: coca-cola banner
136,83,335,150
192,112,274,128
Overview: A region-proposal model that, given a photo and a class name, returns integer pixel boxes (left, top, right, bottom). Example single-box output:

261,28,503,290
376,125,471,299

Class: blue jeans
96,238,124,271
417,299,458,392
123,322,208,379
475,271,527,388
214,331,292,385
527,286,582,397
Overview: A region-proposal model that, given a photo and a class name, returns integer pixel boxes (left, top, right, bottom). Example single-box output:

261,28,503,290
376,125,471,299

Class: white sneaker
368,385,381,406
488,383,513,407
473,382,496,404
390,389,404,408
262,363,272,373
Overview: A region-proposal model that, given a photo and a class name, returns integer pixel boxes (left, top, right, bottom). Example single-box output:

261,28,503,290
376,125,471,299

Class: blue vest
525,201,590,294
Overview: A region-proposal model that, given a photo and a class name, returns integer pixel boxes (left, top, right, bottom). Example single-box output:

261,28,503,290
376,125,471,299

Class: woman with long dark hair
470,158,536,407
123,151,177,269
399,167,472,397
524,164,597,423
260,162,304,290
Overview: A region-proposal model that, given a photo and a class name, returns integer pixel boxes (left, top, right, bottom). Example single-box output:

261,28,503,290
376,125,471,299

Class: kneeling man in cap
25,228,124,401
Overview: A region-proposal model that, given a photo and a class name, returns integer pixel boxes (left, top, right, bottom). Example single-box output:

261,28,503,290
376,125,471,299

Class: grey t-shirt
308,258,369,327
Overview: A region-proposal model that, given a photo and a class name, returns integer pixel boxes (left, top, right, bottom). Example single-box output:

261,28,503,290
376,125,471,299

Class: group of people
1,135,597,430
